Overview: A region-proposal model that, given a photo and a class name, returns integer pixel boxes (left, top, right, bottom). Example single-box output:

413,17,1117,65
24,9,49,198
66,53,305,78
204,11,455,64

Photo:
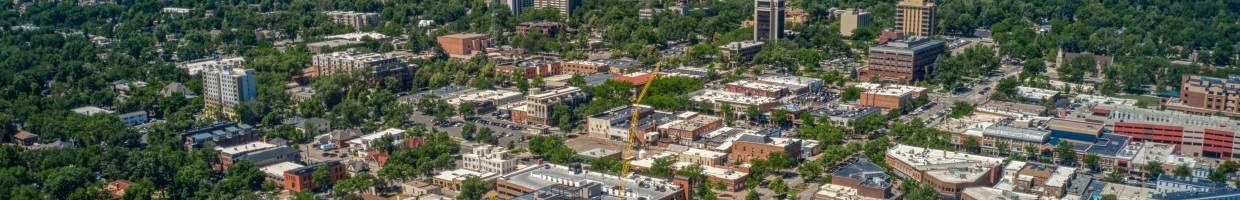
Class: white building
202,66,257,120
346,128,406,156
462,145,518,174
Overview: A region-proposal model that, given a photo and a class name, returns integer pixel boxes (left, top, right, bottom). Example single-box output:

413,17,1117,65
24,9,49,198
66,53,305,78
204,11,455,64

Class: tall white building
462,145,518,174
202,66,257,120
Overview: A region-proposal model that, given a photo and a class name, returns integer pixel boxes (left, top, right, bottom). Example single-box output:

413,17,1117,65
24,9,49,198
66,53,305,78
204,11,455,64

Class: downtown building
885,144,1004,197
854,82,928,110
494,163,683,200
202,65,257,120
534,0,579,20
753,0,786,41
689,89,780,119
585,105,676,142
1164,75,1240,118
895,0,936,36
1077,104,1240,160
728,133,802,163
437,33,492,59
508,87,589,126
462,145,519,174
304,50,413,88
859,36,945,84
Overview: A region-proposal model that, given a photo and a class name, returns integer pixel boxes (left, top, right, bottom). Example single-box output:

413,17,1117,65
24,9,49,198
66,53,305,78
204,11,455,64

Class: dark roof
289,160,340,175
736,134,769,144
1085,134,1130,156
236,146,299,163
1156,174,1229,190
831,159,892,188
1153,188,1240,200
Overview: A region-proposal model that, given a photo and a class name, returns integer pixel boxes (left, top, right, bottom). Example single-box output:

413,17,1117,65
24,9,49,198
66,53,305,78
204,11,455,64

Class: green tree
1104,168,1127,183
798,161,823,181
1056,142,1077,166
457,176,489,200
949,102,974,118
963,137,981,154
1174,164,1191,178
1145,161,1164,179
1101,194,1118,200
333,174,375,196
841,86,862,101
677,163,705,181
1084,153,1100,172
650,157,675,178
1209,160,1237,183
770,178,789,198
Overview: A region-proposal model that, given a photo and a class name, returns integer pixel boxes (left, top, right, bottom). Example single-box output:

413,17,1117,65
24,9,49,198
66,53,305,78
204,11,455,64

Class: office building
437,33,491,59
202,66,257,120
324,11,379,30
657,112,724,141
725,80,789,98
496,58,563,77
719,40,765,61
753,0,785,41
839,9,870,37
895,0,935,36
854,82,928,110
1001,161,1076,197
463,145,518,174
885,144,1004,197
585,105,675,141
689,89,780,118
510,87,589,126
816,159,893,200
494,164,683,200
756,75,824,93
629,152,750,192
729,134,802,163
859,36,945,83
1165,75,1240,117
443,89,524,114
215,142,299,169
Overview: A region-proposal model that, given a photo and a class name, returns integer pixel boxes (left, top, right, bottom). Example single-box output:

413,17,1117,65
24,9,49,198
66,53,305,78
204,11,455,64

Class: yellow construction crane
618,63,662,198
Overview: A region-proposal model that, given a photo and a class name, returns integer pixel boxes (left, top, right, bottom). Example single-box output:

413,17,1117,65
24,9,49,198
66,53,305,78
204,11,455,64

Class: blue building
1048,118,1104,143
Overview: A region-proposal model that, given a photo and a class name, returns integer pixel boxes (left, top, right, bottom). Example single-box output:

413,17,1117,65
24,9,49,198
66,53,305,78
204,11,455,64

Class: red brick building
1164,75,1240,117
1083,104,1240,160
859,37,945,84
437,33,490,59
728,134,802,163
283,161,347,192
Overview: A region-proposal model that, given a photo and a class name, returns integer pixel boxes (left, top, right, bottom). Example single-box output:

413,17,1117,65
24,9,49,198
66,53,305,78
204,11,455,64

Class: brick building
1076,104,1240,160
657,112,723,141
728,134,802,163
885,144,1003,197
859,37,945,83
282,161,347,192
437,33,491,59
1164,75,1240,117
854,82,927,110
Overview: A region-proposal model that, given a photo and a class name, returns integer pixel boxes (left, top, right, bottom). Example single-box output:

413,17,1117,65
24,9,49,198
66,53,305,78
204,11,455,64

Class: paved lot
565,136,626,153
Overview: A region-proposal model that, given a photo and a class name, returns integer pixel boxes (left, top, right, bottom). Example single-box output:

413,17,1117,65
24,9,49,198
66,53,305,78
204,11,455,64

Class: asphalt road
407,111,530,149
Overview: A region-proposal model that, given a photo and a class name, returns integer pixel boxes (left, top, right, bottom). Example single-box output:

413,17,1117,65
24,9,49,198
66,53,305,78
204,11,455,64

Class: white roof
727,80,788,92
434,169,496,182
324,32,388,41
215,141,277,155
1017,86,1060,100
71,106,114,116
689,89,777,106
681,148,727,160
854,82,926,96
348,128,406,145
887,144,1004,184
260,162,305,178
817,183,883,200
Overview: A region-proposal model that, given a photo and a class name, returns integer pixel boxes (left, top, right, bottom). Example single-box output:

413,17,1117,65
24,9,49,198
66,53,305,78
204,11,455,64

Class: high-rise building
839,9,871,37
859,36,945,83
202,66,257,120
533,0,578,20
895,0,936,36
753,0,785,41
497,0,534,16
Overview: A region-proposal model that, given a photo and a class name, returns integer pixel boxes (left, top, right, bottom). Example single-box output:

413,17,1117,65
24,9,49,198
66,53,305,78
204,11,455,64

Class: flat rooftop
727,80,787,93
215,141,277,155
259,161,305,178
886,144,1004,184
982,126,1049,143
348,128,406,145
854,82,926,96
962,187,1047,200
434,168,497,182
689,89,777,106
499,164,681,200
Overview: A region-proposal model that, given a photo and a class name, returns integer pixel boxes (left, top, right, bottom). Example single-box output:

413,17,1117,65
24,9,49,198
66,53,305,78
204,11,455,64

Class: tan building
432,169,497,192
1164,75,1240,117
533,0,577,20
895,0,936,36
729,134,802,163
725,80,789,98
516,87,588,126
304,50,412,88
324,11,379,30
436,33,491,59
838,9,870,37
202,66,256,121
658,112,724,141
855,83,927,110
754,0,786,41
885,144,1004,197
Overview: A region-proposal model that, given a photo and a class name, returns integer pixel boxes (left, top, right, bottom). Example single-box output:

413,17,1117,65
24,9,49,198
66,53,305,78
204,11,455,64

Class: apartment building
202,66,257,120
513,87,589,126
533,0,578,20
324,11,379,30
657,112,724,141
282,161,347,192
305,50,412,88
182,123,258,149
462,145,518,174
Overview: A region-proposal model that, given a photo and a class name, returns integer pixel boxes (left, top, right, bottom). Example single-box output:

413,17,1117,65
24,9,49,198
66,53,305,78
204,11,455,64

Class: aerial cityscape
2,0,1240,200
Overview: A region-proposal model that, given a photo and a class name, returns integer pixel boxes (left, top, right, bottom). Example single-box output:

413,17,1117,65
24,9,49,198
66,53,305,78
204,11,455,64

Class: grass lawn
1115,94,1160,108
